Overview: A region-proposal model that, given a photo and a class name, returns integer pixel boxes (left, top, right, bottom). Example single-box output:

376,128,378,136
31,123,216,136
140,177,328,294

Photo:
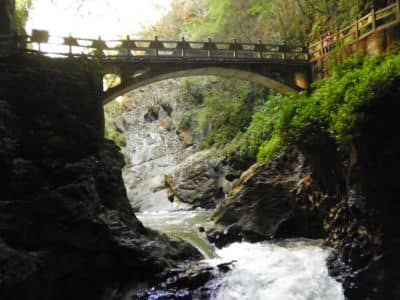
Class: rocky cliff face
0,56,200,300
118,79,227,211
206,151,331,248
206,81,400,299
0,0,15,35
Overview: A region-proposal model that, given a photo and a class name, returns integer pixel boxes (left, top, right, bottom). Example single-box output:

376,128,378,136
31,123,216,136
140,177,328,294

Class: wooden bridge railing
310,0,400,60
16,32,309,61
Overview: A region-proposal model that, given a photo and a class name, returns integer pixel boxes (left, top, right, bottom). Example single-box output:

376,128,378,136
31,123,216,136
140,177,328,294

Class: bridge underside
102,58,311,104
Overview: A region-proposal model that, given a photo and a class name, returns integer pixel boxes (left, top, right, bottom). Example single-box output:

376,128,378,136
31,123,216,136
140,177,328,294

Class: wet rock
207,152,309,247
131,261,235,300
176,127,193,147
144,105,160,122
217,260,237,273
164,151,226,209
161,102,173,116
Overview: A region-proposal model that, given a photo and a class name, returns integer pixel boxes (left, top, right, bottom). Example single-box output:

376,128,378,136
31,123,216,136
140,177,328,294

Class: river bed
136,210,345,300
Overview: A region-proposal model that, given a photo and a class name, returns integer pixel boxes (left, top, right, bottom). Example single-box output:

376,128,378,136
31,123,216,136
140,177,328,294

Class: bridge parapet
18,32,309,62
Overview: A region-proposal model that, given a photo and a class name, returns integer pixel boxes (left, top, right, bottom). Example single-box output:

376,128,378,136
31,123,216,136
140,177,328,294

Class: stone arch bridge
2,2,400,104
102,56,310,105
13,33,311,104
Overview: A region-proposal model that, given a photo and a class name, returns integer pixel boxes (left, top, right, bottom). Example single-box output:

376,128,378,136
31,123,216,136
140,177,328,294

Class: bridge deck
17,32,309,62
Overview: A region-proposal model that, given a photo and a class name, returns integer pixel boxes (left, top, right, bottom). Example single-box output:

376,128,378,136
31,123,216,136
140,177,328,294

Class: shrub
223,53,400,164
195,80,266,149
179,112,193,129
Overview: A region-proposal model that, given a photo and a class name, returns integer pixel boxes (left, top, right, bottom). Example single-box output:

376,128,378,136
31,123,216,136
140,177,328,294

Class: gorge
1,0,398,299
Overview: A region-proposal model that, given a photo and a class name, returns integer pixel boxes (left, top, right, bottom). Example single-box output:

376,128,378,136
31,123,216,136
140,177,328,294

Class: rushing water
137,210,216,258
137,210,345,300
208,241,344,300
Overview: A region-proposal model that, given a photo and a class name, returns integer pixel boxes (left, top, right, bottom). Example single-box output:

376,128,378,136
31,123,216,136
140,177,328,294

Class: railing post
304,41,310,60
320,35,324,56
232,38,237,58
335,25,340,46
126,34,131,58
396,0,400,21
371,5,376,31
207,37,211,57
258,39,263,59
355,19,360,41
281,42,287,60
154,36,159,56
68,33,73,57
181,36,185,57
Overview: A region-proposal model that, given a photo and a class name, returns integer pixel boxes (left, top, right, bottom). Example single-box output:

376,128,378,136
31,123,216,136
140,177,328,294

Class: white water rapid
137,211,345,300
207,240,345,300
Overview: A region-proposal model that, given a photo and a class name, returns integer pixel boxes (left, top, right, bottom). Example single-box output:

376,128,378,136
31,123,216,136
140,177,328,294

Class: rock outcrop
165,150,227,209
120,80,199,211
131,260,236,299
0,0,15,35
206,151,329,248
0,55,200,300
120,80,225,211
205,80,400,299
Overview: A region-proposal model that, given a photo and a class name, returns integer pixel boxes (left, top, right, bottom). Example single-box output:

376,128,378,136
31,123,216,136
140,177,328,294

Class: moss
222,52,400,165
104,101,126,149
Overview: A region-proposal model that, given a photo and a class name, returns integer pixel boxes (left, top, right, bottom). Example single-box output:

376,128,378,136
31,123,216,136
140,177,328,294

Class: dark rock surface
0,0,15,35
206,81,400,299
207,151,329,248
131,261,236,300
144,104,160,122
0,55,201,300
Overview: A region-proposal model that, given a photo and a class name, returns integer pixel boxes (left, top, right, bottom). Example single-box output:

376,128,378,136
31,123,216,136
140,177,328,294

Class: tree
15,0,32,34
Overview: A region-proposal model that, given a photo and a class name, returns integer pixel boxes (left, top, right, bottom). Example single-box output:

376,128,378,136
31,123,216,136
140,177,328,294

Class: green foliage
179,112,193,129
222,53,400,164
385,42,400,56
195,80,265,149
223,93,287,163
104,101,126,148
257,135,283,162
142,0,372,46
165,119,175,131
15,0,32,34
180,78,204,105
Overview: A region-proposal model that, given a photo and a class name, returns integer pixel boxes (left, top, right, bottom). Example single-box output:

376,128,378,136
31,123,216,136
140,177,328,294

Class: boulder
131,261,236,300
165,151,226,209
144,105,160,122
207,151,328,248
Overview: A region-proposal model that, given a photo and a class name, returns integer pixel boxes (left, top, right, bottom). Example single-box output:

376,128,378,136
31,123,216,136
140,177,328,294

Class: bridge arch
103,66,304,105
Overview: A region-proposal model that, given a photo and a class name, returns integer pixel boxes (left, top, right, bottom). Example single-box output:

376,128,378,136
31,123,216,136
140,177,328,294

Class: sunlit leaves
221,52,400,164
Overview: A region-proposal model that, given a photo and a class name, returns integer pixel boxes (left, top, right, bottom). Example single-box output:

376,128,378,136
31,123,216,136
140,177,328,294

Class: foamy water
207,240,344,300
137,211,344,300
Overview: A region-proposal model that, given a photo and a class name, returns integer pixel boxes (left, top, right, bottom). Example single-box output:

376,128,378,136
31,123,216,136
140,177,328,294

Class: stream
136,210,345,300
